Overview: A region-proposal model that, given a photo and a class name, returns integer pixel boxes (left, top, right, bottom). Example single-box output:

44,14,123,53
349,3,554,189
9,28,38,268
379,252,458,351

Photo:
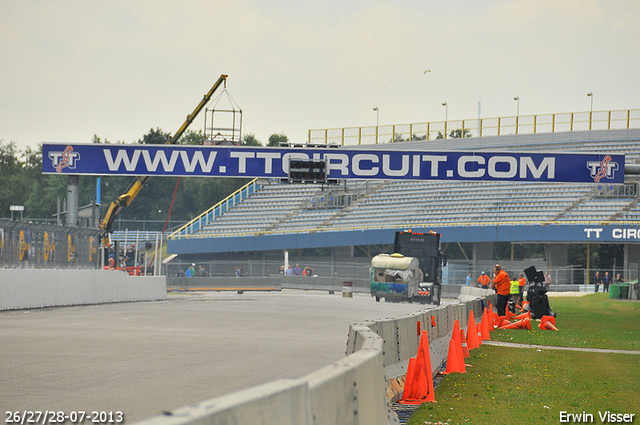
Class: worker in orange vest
492,264,511,317
477,271,490,289
518,273,527,304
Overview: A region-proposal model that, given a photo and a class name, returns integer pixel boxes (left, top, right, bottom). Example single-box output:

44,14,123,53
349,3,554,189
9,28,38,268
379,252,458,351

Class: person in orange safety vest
518,273,527,304
492,264,511,317
477,271,490,289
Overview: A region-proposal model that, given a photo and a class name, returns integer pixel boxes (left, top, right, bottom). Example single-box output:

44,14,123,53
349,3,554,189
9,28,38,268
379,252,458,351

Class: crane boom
100,74,228,246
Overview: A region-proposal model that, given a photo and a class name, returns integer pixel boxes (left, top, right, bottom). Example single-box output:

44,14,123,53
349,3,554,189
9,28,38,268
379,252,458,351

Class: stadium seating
180,130,640,238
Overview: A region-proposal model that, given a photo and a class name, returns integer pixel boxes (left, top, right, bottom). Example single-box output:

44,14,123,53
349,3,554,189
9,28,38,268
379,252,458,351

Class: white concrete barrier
134,325,396,425
127,285,495,425
134,379,312,425
0,269,166,311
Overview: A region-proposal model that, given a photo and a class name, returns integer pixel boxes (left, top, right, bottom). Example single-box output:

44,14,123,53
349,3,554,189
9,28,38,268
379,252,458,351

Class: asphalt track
1,290,429,423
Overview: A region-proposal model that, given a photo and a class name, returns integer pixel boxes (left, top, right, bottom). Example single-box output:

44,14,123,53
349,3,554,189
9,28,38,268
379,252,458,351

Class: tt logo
49,146,81,172
586,155,618,183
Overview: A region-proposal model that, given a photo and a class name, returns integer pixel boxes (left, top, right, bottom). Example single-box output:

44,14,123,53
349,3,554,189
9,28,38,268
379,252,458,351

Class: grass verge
408,293,640,425
491,294,640,350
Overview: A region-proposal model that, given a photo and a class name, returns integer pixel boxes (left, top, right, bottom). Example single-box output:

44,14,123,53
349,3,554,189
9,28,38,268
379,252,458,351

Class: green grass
491,294,640,350
408,294,640,425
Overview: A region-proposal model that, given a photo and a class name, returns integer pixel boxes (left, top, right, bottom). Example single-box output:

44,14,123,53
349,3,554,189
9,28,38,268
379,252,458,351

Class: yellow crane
100,74,228,246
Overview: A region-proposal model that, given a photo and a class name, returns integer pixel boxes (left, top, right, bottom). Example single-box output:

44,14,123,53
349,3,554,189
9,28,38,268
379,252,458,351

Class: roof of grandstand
167,128,640,255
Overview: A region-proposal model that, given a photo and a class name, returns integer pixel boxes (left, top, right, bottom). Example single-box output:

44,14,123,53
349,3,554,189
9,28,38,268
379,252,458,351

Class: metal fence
308,109,640,146
166,257,639,287
166,258,373,280
448,263,639,287
0,219,100,269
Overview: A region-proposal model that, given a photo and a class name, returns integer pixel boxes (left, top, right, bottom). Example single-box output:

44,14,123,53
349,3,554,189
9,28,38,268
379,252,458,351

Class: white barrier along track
133,286,495,425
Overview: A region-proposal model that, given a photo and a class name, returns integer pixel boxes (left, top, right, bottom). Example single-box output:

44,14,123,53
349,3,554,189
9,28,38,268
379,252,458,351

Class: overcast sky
1,0,639,151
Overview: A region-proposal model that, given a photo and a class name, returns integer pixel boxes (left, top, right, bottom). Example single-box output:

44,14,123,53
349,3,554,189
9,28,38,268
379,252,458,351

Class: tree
179,130,205,145
0,141,29,215
242,134,262,146
267,133,288,147
449,129,473,138
435,129,472,139
138,128,171,144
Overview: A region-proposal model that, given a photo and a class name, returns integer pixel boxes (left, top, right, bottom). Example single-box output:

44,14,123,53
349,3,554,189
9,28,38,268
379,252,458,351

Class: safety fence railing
449,265,638,287
165,258,635,286
166,258,373,280
308,109,640,146
167,219,640,240
0,219,100,269
170,178,262,238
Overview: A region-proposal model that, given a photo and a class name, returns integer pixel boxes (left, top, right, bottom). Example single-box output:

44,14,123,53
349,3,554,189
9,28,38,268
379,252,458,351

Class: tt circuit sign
584,227,640,241
42,144,624,184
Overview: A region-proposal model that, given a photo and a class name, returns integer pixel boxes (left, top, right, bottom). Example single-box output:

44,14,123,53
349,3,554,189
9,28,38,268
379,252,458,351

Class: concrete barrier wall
166,276,370,293
355,288,496,386
135,325,393,425
0,269,166,311
132,287,496,425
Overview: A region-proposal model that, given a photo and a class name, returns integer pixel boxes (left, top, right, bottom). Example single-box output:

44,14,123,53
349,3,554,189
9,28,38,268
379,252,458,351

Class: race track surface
1,290,428,423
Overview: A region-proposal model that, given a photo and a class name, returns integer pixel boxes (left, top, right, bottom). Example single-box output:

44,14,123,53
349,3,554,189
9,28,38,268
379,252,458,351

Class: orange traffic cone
506,308,517,320
539,315,558,331
476,322,483,345
515,311,531,320
459,328,470,358
540,315,556,326
496,316,511,328
399,331,436,404
452,320,466,366
499,318,531,330
480,308,491,340
466,310,479,351
443,337,466,374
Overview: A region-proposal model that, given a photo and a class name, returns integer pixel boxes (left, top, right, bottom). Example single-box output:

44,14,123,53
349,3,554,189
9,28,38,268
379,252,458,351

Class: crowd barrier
0,269,166,311
133,285,495,425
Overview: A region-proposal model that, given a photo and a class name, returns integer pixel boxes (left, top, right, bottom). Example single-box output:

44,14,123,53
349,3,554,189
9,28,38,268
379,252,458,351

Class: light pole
514,96,520,134
373,107,379,143
442,102,448,139
587,92,593,130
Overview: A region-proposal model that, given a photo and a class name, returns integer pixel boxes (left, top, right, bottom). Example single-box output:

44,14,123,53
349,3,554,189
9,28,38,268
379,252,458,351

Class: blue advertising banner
42,143,625,184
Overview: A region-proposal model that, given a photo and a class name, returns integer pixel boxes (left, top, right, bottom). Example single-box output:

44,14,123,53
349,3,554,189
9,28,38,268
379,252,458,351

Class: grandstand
167,128,640,283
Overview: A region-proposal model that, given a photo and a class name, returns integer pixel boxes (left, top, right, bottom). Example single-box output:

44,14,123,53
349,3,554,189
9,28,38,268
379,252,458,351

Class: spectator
594,271,601,292
303,265,314,276
279,266,285,275
197,265,207,277
544,272,551,291
603,271,610,292
615,273,623,283
466,272,472,286
186,263,195,277
285,265,293,276
293,263,302,276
